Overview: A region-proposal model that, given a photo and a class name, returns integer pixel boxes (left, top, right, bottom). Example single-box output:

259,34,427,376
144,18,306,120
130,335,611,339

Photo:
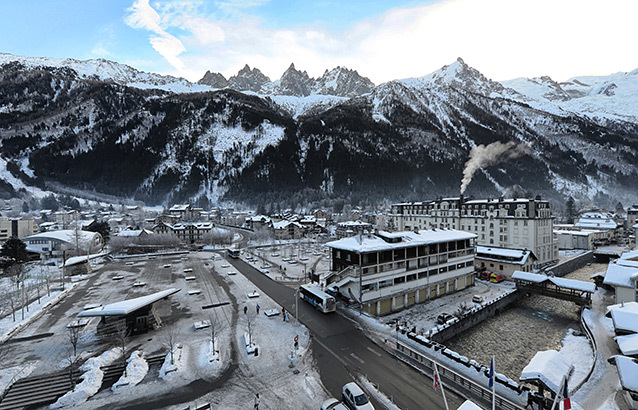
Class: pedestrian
243,305,248,315
282,307,286,321
254,393,260,410
256,304,260,314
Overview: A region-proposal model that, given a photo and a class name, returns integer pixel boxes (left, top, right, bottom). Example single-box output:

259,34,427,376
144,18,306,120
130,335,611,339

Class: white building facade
325,229,477,316
391,197,558,268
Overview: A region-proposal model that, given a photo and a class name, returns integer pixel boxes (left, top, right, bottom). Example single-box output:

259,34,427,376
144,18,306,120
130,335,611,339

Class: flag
433,363,440,391
488,356,494,389
562,378,571,410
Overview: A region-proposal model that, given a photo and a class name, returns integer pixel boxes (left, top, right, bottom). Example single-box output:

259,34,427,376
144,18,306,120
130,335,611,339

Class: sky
1,0,637,85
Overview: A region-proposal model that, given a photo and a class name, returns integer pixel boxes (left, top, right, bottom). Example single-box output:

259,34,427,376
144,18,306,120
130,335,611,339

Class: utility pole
295,287,299,324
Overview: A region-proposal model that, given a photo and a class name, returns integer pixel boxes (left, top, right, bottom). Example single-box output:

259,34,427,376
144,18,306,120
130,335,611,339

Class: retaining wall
545,251,595,277
431,289,524,343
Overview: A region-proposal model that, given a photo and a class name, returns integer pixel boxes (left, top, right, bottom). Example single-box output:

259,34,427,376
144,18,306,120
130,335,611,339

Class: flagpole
491,355,496,410
434,362,450,410
550,376,565,410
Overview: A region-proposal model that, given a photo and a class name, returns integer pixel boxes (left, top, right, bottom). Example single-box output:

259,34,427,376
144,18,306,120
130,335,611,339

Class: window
394,276,406,285
439,266,448,273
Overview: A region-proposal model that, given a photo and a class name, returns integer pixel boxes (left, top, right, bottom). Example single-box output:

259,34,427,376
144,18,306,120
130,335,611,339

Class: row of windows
361,261,474,293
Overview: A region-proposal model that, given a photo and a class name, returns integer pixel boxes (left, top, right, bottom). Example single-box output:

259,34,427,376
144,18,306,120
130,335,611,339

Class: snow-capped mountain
503,68,638,123
1,53,637,207
0,53,212,94
197,63,375,98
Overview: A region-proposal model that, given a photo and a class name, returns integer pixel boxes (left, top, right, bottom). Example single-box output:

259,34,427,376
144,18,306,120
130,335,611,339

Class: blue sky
1,0,637,84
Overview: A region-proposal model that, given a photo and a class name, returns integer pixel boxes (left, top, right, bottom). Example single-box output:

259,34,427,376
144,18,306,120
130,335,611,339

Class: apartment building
325,229,477,316
0,217,38,241
391,196,558,268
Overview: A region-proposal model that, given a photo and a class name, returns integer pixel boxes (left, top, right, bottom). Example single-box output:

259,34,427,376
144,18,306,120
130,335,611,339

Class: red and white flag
562,378,571,410
433,363,440,391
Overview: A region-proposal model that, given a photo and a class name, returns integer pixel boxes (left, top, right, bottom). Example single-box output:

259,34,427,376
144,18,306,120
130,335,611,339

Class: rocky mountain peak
227,64,271,93
277,63,313,96
197,70,228,88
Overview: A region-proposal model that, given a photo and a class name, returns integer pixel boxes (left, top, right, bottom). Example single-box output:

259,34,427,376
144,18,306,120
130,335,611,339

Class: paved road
227,256,464,410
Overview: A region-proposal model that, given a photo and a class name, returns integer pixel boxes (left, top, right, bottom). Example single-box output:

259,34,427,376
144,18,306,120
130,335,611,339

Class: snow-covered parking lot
0,251,330,409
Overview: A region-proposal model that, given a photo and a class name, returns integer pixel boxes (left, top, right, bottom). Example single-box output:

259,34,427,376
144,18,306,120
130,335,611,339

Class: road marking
366,346,382,357
350,353,365,364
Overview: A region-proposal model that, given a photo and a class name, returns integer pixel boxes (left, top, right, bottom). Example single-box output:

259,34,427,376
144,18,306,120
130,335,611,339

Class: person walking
282,307,286,321
254,393,260,409
256,304,260,314
243,305,248,315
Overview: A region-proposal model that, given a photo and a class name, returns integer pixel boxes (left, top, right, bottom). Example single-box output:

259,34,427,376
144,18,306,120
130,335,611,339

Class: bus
299,284,336,313
228,249,240,259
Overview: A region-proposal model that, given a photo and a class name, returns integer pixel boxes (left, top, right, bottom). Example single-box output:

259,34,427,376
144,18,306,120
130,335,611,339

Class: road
227,255,464,410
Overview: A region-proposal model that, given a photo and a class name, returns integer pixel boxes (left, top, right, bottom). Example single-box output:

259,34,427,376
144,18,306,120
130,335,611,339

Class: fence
395,340,526,410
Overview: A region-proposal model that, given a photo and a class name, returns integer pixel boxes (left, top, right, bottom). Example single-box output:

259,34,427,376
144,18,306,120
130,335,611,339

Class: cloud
125,0,638,84
124,0,188,72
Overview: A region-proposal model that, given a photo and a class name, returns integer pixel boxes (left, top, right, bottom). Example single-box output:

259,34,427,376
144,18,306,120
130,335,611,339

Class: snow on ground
559,328,594,389
50,347,121,409
572,291,623,410
0,283,77,343
0,362,36,397
159,344,187,380
111,351,149,392
191,251,331,410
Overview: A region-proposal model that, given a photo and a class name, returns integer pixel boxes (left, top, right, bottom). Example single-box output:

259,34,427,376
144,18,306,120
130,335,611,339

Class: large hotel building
390,196,558,268
325,229,477,316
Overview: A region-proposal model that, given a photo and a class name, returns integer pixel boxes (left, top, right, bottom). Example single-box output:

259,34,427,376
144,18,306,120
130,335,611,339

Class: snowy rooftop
606,301,638,316
603,263,638,288
476,246,534,264
63,252,109,267
512,271,595,292
611,310,638,334
116,229,153,237
457,400,483,410
326,229,476,252
615,355,638,393
520,350,573,394
78,288,180,317
25,229,100,245
615,334,638,356
575,218,618,230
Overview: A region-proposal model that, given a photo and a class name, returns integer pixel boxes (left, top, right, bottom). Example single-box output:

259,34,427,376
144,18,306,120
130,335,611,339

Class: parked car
342,382,374,410
436,313,455,324
472,295,484,303
490,273,504,283
321,398,349,410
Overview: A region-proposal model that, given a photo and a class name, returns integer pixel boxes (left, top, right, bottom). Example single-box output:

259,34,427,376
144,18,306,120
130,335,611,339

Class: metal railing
395,341,526,410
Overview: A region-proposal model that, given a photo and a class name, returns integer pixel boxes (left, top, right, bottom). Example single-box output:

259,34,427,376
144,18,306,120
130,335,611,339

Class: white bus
299,284,336,313
228,249,240,259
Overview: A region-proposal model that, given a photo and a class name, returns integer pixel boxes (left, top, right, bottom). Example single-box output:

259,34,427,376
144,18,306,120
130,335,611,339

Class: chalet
603,250,638,304
475,246,536,278
152,221,214,244
271,220,305,240
335,221,373,239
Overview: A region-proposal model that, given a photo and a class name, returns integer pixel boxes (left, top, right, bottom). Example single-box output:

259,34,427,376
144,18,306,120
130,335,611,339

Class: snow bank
198,339,220,367
358,376,400,410
50,348,120,408
111,351,149,392
159,344,186,379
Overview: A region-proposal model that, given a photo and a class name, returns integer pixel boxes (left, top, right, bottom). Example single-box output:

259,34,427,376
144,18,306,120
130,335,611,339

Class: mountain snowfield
1,52,637,206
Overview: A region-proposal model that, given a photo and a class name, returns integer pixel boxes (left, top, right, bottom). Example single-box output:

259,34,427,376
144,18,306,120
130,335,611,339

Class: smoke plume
460,141,528,194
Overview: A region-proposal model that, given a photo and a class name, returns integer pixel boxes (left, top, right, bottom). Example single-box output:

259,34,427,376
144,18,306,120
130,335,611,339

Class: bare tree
67,324,83,358
65,347,82,391
245,312,256,347
161,324,179,365
112,321,129,377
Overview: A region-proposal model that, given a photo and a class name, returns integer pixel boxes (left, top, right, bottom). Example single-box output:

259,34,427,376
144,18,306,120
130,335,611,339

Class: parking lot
1,251,328,409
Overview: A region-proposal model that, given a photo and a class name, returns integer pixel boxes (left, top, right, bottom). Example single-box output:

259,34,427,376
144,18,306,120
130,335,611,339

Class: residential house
475,246,537,278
